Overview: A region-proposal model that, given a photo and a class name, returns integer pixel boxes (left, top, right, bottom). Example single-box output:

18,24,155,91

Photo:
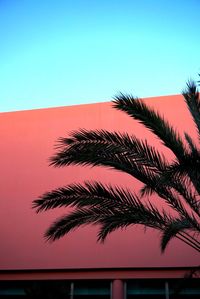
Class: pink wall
0,95,199,270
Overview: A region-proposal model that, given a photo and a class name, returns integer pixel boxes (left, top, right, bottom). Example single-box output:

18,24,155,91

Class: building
0,95,199,298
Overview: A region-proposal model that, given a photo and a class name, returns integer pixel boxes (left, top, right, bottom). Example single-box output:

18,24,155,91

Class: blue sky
0,0,200,112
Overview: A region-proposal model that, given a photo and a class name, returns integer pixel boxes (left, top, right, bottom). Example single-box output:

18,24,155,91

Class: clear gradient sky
0,0,199,112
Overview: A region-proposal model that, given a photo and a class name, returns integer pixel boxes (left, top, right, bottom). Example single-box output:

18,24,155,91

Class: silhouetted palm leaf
183,81,200,138
39,183,171,242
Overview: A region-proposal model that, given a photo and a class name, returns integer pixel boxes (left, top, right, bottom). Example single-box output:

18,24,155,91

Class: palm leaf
34,181,162,216
153,161,200,217
98,208,166,242
50,141,162,188
45,198,170,243
50,129,168,172
35,182,173,243
184,132,198,154
113,94,187,161
45,207,102,241
182,81,200,138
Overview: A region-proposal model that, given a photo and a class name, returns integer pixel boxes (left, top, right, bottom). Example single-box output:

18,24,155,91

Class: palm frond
50,129,168,172
161,218,199,252
182,81,200,137
153,161,200,217
51,143,163,190
34,171,198,237
184,132,198,153
179,151,200,196
138,170,193,221
140,184,155,197
49,130,180,210
113,94,187,161
35,182,174,243
98,197,176,242
45,197,171,243
45,207,102,241
33,181,147,215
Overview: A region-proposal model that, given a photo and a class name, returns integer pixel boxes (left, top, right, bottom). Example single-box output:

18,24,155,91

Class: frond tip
45,208,100,242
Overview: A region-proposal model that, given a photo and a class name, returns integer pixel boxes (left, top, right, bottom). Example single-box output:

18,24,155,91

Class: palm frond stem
177,232,200,252
180,231,200,249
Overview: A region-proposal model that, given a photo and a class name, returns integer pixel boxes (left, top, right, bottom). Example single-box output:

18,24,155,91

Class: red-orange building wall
0,95,199,270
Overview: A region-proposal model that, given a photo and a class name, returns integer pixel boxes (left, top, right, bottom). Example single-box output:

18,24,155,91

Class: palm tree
33,80,200,253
